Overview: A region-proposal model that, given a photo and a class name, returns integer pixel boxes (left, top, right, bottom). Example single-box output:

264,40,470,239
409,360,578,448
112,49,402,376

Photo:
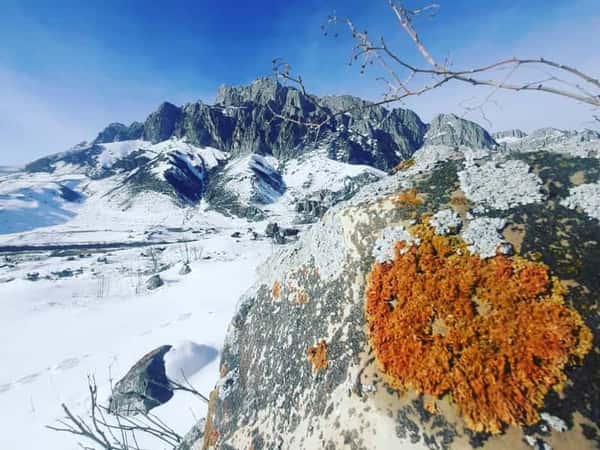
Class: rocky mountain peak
215,77,289,107
492,129,527,141
143,102,183,143
425,113,497,148
94,122,144,144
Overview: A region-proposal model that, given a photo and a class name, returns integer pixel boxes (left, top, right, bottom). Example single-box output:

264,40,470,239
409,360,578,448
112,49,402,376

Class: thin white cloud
0,67,94,166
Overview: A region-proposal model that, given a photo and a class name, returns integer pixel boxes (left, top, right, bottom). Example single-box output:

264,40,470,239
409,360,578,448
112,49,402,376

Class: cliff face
86,78,498,177
134,78,430,172
204,143,600,450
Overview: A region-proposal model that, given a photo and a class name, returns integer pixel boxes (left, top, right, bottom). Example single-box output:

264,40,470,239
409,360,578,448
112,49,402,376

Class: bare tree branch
272,0,599,132
47,376,186,450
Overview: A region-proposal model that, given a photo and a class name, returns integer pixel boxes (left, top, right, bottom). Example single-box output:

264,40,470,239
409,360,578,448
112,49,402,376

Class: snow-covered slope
0,224,271,450
0,172,86,234
218,154,285,205
0,138,231,237
205,150,385,222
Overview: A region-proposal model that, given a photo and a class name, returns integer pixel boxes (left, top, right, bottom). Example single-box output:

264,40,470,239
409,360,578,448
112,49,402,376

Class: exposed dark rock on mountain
24,143,102,174
145,274,164,290
143,102,184,143
493,129,527,141
425,113,497,148
20,78,507,221
91,78,429,172
94,122,144,144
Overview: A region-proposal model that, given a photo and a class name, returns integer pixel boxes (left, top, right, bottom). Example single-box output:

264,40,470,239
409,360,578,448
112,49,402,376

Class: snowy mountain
2,78,600,450
5,78,513,238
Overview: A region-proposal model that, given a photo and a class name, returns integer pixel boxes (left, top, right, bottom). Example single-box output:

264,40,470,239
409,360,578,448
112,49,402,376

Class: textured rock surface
493,129,527,143
145,274,164,290
94,122,144,144
561,182,600,221
109,345,173,415
458,159,545,212
176,419,205,450
88,78,429,173
504,128,600,158
203,145,599,450
425,114,497,149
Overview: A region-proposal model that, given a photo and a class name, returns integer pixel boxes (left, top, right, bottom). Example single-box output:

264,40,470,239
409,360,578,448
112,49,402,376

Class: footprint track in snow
55,357,80,371
176,312,192,322
0,383,12,395
16,373,40,385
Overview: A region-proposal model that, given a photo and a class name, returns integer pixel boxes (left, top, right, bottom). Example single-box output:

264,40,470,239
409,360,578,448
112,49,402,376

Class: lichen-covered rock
203,146,599,450
176,418,206,450
561,182,600,221
461,217,512,258
430,208,462,235
458,160,545,212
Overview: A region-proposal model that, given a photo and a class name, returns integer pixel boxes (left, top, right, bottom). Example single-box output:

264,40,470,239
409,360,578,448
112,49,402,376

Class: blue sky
1,0,599,165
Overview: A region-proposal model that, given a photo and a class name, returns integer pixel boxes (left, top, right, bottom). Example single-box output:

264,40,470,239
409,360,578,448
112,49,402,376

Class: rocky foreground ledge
190,143,599,450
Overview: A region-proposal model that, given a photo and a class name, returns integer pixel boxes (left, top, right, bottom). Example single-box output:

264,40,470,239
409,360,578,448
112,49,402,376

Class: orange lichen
202,389,219,450
272,280,281,300
365,223,592,433
307,340,328,372
294,290,309,305
392,188,423,207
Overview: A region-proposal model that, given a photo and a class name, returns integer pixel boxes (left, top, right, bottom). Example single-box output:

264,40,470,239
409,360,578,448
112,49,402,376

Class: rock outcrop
201,143,599,449
94,122,144,144
109,345,173,415
492,129,527,143
425,113,497,149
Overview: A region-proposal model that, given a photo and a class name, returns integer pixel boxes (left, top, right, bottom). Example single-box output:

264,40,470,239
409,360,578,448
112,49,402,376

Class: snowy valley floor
0,222,273,450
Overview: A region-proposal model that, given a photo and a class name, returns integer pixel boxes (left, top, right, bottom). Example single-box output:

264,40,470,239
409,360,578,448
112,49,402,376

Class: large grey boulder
204,145,599,449
145,274,164,290
109,345,173,416
179,263,192,275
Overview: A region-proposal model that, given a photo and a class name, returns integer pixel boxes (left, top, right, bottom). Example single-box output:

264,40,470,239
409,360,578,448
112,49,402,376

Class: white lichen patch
430,209,462,235
458,159,544,211
540,412,568,432
561,182,600,221
461,217,512,258
524,435,552,450
372,225,419,263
